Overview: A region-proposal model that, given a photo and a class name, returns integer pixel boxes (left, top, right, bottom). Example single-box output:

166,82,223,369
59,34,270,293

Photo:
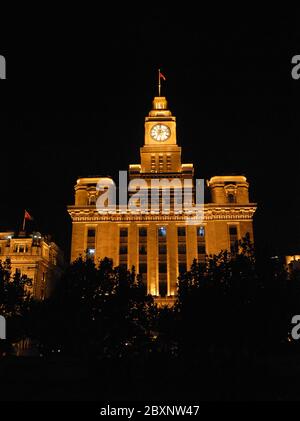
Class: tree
176,234,299,366
0,258,33,355
35,257,157,359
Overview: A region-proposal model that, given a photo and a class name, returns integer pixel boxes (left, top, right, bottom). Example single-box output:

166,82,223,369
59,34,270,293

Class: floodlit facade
68,96,256,304
0,231,64,299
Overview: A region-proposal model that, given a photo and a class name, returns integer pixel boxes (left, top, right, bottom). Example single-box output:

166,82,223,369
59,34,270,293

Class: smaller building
0,231,64,299
286,255,300,272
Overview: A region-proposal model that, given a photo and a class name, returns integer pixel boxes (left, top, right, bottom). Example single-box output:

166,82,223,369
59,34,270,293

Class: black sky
0,10,299,259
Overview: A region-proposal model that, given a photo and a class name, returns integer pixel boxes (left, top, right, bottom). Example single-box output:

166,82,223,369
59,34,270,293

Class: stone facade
0,231,64,299
68,96,256,303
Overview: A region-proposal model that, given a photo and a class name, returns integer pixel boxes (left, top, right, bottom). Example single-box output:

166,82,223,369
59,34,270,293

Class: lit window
158,227,167,237
197,226,205,237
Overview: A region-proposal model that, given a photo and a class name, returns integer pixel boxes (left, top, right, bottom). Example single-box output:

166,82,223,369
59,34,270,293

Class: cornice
67,204,257,222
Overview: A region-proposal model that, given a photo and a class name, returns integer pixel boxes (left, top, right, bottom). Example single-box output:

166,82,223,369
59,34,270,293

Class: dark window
88,229,96,237
178,243,186,254
119,263,127,270
139,263,147,274
139,245,147,255
179,263,187,274
119,245,128,255
198,244,206,254
120,228,128,237
159,280,167,297
228,193,236,203
177,226,186,237
229,226,238,236
139,227,147,237
159,263,167,273
159,244,167,254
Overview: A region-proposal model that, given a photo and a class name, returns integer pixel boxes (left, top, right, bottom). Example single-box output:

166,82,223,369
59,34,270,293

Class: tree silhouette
0,258,33,354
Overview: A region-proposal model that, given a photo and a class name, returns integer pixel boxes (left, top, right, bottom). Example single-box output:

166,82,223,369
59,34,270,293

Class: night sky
0,10,299,259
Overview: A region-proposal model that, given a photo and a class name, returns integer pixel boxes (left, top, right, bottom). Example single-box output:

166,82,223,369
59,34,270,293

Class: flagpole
158,68,161,96
22,211,26,231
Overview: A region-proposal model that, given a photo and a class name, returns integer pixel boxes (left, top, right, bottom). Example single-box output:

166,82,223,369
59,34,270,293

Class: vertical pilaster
128,223,138,272
186,224,197,269
167,223,178,295
148,223,158,295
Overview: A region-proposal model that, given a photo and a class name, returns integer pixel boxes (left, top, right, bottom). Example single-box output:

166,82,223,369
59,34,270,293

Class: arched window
89,195,96,205
228,193,236,203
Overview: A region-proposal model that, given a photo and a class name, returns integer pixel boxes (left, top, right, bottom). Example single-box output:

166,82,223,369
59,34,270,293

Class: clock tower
137,96,183,174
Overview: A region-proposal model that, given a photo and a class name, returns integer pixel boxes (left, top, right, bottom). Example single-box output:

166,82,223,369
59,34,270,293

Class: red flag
24,210,33,221
159,71,166,81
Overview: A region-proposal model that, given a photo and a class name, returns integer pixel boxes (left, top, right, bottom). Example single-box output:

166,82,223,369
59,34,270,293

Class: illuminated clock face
150,124,171,142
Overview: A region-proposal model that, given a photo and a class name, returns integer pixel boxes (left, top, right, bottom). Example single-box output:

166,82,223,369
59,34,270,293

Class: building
286,255,300,273
0,231,64,299
68,95,257,304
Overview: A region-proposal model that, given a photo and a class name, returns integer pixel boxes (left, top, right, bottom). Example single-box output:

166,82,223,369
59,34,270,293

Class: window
158,227,168,297
119,245,128,255
177,226,186,237
197,226,205,237
86,228,96,259
159,244,167,254
119,227,129,267
88,229,96,238
198,244,206,254
159,263,167,273
14,244,27,253
89,195,96,205
139,263,147,274
229,225,239,253
229,226,237,236
158,227,167,237
151,155,156,172
178,244,186,254
120,228,128,237
179,262,187,274
228,193,236,203
139,227,147,237
197,226,206,262
139,245,147,255
139,227,147,285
